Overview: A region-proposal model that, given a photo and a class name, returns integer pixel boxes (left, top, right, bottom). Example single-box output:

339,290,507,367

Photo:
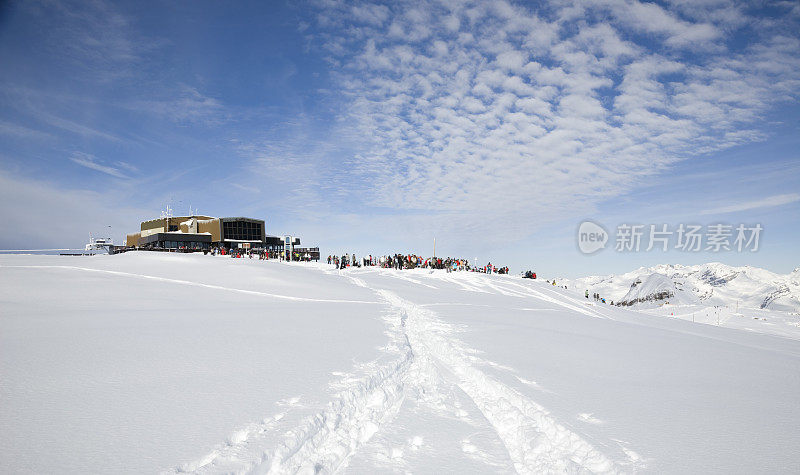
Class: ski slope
1,253,799,473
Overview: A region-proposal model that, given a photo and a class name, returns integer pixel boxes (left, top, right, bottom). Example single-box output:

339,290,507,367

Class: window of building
223,220,263,241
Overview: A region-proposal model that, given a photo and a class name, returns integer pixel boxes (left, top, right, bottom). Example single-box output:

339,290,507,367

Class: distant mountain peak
566,263,800,313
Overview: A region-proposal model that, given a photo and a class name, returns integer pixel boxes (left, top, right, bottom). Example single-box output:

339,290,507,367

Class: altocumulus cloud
305,0,800,240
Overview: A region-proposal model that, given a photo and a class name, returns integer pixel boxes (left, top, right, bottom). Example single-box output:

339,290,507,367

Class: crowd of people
207,248,617,306
202,248,621,306
205,247,313,261
202,246,523,279
326,253,509,274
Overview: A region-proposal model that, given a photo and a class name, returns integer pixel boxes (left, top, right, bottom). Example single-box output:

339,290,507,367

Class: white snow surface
1,253,799,474
563,262,800,313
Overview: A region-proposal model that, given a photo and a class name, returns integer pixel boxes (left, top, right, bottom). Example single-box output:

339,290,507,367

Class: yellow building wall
140,218,166,237
126,232,141,247
197,218,221,242
136,215,218,240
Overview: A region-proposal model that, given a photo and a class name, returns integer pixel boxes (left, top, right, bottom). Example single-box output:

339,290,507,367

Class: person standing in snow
585,290,589,299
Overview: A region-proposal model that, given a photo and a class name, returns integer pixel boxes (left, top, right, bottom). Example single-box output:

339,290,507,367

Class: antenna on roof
160,204,173,218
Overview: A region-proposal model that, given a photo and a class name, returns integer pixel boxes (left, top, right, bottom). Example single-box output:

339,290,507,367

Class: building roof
141,215,215,225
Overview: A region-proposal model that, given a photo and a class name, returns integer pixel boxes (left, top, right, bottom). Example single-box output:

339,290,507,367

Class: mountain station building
125,215,310,258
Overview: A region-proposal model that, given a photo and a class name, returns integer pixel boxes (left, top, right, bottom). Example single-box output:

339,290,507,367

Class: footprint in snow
612,438,648,470
408,436,424,450
460,437,505,468
461,439,478,454
577,412,603,424
515,375,555,394
278,396,301,407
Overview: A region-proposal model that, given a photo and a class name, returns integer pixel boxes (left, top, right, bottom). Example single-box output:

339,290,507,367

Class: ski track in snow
177,332,413,474
500,280,611,320
385,271,439,289
174,275,414,474
436,274,493,293
174,410,290,473
172,270,620,474
414,269,610,320
262,346,413,473
375,289,619,474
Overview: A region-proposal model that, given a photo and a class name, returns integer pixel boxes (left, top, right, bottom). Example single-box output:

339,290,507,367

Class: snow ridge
0,265,378,304
504,280,611,320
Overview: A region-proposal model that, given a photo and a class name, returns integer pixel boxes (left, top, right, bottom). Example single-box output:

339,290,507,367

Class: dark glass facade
140,233,211,251
161,240,209,250
221,218,265,243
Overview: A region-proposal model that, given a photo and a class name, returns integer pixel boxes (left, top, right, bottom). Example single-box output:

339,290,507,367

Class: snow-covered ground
638,303,800,340
1,253,799,473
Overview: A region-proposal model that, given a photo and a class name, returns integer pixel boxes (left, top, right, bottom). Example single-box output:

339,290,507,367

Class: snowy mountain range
564,263,800,313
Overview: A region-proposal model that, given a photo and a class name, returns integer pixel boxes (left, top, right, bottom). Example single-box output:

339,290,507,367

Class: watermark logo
577,221,763,254
577,220,608,254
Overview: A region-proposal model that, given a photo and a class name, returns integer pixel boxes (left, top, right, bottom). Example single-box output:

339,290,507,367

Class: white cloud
593,0,723,49
126,85,226,126
0,121,53,140
68,152,128,179
26,0,154,83
303,0,799,243
0,169,150,249
114,161,139,173
26,107,121,142
495,50,527,72
350,3,390,26
701,193,800,215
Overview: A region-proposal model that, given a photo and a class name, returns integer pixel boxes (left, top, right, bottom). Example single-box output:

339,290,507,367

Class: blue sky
0,0,798,277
